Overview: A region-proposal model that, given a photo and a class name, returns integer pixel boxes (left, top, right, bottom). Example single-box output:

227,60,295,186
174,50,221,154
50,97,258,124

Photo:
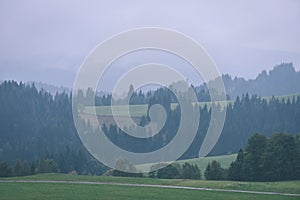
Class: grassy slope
176,154,237,172
84,93,300,117
136,154,237,177
85,104,148,117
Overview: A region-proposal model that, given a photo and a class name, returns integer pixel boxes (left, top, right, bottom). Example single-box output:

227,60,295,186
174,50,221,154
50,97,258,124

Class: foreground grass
1,173,300,194
0,182,298,200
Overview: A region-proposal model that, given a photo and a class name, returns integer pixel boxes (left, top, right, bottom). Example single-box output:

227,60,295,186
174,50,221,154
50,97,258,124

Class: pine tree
0,161,12,177
204,160,226,180
182,163,201,179
242,133,267,181
261,133,296,181
228,149,244,181
13,159,23,176
22,160,31,176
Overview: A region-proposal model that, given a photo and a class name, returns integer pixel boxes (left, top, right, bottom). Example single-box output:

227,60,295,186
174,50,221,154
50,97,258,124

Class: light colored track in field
0,180,299,197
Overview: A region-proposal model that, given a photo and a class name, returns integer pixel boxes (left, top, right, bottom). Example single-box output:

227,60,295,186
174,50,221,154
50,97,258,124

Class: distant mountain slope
25,62,300,100
220,63,300,99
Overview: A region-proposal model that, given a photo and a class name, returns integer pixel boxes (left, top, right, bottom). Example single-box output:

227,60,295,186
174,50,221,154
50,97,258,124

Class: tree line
94,83,213,106
0,158,59,177
150,162,201,179
110,162,201,180
204,133,300,181
227,133,300,181
0,147,107,177
109,133,300,181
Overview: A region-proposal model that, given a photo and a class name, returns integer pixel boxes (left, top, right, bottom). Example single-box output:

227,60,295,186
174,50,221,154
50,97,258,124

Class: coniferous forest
0,81,106,175
0,80,300,179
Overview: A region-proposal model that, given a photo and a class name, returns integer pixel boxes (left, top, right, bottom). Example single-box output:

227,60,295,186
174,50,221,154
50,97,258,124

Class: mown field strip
1,180,299,197
85,93,300,117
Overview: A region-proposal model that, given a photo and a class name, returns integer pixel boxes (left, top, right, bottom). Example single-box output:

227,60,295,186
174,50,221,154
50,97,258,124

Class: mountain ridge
7,62,299,99
202,62,300,99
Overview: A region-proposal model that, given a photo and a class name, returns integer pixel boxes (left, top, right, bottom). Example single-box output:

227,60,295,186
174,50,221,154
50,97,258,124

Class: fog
0,0,299,89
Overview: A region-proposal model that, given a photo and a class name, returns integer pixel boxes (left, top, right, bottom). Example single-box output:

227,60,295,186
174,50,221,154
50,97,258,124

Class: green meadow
1,173,300,200
84,93,300,117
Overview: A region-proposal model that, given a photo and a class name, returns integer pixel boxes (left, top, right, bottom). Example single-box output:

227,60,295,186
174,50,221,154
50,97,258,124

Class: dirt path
0,180,299,197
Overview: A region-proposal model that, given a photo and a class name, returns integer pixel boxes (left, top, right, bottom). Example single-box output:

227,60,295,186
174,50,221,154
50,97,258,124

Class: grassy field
84,93,300,117
84,104,149,117
1,174,300,200
2,173,300,194
1,182,298,200
84,102,228,117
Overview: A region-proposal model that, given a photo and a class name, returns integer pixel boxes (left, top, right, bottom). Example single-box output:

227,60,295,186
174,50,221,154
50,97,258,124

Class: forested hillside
104,93,300,157
0,81,105,175
1,81,300,167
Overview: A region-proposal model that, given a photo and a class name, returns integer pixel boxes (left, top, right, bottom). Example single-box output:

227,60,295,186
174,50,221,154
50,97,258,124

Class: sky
0,0,299,90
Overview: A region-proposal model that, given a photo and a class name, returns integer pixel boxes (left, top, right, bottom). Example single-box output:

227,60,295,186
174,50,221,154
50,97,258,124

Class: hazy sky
0,0,299,89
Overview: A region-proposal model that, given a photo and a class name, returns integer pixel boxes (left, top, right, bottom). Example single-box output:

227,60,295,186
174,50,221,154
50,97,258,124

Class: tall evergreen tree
242,134,267,181
13,159,23,176
261,133,296,181
182,163,201,179
228,149,244,181
0,161,12,177
204,160,226,180
22,160,31,176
